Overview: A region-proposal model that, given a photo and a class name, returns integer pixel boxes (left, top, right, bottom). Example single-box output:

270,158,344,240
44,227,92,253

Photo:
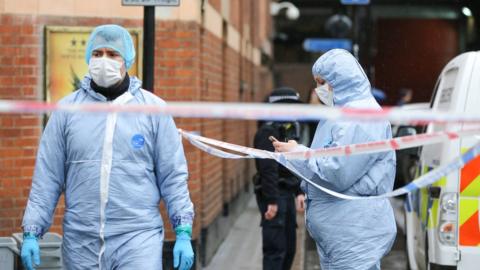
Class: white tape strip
184,135,252,159
182,130,480,200
3,99,480,124
179,128,480,160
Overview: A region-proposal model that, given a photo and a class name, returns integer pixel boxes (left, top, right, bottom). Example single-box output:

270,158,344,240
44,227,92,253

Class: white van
404,51,480,269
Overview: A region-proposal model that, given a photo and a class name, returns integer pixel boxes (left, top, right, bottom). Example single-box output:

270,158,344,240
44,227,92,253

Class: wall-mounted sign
45,26,143,103
303,38,352,53
340,0,370,5
122,0,180,6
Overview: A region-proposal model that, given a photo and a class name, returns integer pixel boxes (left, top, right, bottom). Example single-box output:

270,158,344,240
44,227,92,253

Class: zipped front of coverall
98,92,133,268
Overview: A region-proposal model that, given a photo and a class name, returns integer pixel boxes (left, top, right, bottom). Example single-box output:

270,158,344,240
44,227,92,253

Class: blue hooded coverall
290,49,397,270
22,25,194,269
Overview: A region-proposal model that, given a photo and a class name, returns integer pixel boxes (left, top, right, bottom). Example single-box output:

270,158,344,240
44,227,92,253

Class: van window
418,67,459,161
429,78,441,109
429,68,459,134
436,67,459,111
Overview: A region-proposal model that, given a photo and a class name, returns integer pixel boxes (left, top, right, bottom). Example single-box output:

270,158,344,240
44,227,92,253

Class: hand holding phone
269,136,279,142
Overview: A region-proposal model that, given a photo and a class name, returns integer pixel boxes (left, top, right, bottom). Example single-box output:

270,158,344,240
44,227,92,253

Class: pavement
202,197,263,270
203,195,408,270
203,196,306,270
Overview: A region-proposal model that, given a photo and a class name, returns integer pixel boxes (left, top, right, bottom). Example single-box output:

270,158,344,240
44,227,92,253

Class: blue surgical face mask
315,84,334,106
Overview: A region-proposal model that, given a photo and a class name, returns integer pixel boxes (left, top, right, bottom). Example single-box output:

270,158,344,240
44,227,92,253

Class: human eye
108,51,120,58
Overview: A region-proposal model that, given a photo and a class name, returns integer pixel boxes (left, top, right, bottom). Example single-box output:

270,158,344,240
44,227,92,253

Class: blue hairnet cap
85,24,136,69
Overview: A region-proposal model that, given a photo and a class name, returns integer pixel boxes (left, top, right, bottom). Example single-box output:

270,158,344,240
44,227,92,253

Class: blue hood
312,49,372,106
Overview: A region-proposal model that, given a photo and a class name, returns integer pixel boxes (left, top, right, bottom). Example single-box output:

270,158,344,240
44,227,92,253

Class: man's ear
120,61,127,78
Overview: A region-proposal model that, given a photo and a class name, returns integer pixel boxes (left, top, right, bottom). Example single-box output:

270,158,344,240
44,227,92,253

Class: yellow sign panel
45,26,143,103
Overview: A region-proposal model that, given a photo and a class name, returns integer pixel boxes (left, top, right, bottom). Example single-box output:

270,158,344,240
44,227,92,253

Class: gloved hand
173,232,194,270
21,234,40,270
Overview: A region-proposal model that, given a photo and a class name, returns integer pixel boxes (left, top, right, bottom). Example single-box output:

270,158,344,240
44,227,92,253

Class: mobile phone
269,136,279,142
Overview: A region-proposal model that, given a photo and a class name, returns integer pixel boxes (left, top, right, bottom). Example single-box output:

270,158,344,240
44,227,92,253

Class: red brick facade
0,2,272,242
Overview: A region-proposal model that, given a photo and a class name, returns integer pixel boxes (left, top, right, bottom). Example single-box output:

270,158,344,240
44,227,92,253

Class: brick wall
199,30,224,227
0,14,144,236
209,0,222,13
0,15,45,236
223,45,242,203
154,20,203,239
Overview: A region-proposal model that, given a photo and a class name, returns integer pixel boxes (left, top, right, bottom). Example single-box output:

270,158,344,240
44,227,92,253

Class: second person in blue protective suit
273,49,397,270
20,24,194,270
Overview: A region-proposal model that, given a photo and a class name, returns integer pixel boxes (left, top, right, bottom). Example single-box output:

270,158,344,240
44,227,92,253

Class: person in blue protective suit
273,49,397,270
20,24,194,270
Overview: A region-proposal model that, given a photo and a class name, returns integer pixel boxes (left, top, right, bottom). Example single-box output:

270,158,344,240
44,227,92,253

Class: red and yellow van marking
459,198,480,246
459,150,480,246
460,153,480,197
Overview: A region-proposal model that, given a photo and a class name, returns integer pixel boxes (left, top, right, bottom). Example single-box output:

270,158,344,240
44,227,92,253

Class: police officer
253,87,305,270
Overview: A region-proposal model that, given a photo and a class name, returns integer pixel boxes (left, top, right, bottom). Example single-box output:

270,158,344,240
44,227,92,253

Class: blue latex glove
173,233,194,270
21,235,40,270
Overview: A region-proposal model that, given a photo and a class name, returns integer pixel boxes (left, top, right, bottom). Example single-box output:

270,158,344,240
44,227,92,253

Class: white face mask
315,84,334,106
88,57,123,88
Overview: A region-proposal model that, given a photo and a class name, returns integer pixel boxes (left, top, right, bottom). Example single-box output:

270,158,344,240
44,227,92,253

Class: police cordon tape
2,99,480,199
179,129,480,200
2,99,480,124
180,128,480,160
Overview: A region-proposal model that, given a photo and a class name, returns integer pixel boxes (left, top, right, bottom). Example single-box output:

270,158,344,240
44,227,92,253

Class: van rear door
457,52,480,269
421,52,474,267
